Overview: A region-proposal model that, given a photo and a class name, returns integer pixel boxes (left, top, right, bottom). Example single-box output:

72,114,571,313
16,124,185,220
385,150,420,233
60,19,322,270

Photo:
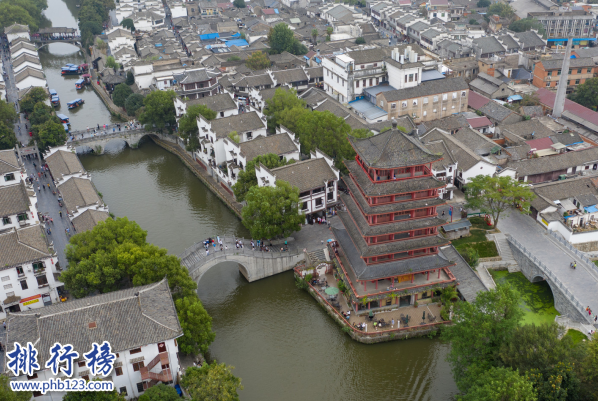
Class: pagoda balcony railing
355,157,436,184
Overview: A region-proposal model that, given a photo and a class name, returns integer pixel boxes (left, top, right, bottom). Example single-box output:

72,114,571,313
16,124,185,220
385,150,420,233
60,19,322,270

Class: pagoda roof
343,177,446,215
333,226,454,280
346,160,445,197
338,211,449,258
341,193,447,237
348,128,441,169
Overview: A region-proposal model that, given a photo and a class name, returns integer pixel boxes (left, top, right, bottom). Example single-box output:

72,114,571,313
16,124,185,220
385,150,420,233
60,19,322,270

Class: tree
268,23,307,55
464,175,535,229
125,70,135,85
459,367,537,401
178,104,216,151
0,374,31,401
176,295,216,354
124,93,144,117
120,17,135,31
0,122,17,150
139,90,176,132
0,3,38,31
264,88,306,128
138,383,180,401
476,0,490,7
227,55,241,62
568,78,598,110
469,19,479,25
520,92,540,107
488,3,515,19
181,363,243,401
527,362,581,401
311,28,318,44
355,37,365,44
233,0,245,7
227,131,240,144
62,384,126,401
29,102,56,127
0,99,17,129
350,128,374,138
112,83,133,107
580,332,598,399
242,180,304,239
420,5,428,18
245,51,271,70
33,120,67,154
20,87,48,114
508,18,545,36
232,153,291,201
95,38,107,51
105,55,118,69
441,284,523,392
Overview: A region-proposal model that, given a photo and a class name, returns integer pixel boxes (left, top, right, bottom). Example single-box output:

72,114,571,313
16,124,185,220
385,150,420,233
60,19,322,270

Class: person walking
59,210,62,218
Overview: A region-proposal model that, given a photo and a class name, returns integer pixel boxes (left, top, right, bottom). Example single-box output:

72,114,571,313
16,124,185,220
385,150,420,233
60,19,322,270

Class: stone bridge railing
548,230,598,278
507,234,593,324
68,128,147,145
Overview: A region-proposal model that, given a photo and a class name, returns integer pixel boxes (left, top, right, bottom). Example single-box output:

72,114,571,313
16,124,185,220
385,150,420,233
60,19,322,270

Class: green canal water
490,270,560,325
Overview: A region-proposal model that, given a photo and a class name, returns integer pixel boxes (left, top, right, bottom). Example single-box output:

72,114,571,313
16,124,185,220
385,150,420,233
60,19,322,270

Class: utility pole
552,36,573,119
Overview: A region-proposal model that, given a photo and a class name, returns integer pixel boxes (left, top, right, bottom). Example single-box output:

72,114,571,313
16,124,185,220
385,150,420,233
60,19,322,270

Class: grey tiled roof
240,133,298,162
380,77,468,102
272,68,308,84
499,34,519,50
346,48,391,64
479,101,515,122
300,87,328,108
502,119,555,142
57,177,100,213
208,111,265,138
520,106,544,118
508,146,598,177
368,116,415,133
421,128,482,171
71,209,111,233
540,57,594,70
0,225,50,269
531,177,598,203
184,93,237,112
268,157,337,192
514,31,545,49
345,160,444,196
439,245,486,301
15,67,45,83
5,279,183,370
0,181,30,217
45,150,84,180
348,129,440,168
0,150,19,175
452,127,498,156
180,68,216,83
473,36,505,54
421,115,468,132
233,74,274,88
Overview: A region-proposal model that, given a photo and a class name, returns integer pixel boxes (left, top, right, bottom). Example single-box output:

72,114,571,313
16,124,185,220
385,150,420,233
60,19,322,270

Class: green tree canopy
0,3,38,31
268,23,307,55
568,77,598,110
181,363,243,401
29,102,57,127
176,295,216,354
264,88,306,128
442,284,523,392
580,332,598,399
245,51,271,70
464,175,535,229
508,18,545,36
527,362,581,401
233,0,245,7
355,37,365,44
62,383,126,401
311,28,319,43
20,87,48,114
232,153,291,201
105,55,118,69
79,0,115,49
227,131,240,144
125,70,135,85
242,180,304,239
33,120,67,154
120,17,135,31
0,374,31,401
520,93,541,107
140,90,176,132
0,99,17,130
112,83,133,107
0,122,17,150
488,2,515,18
178,104,216,151
459,367,537,401
138,383,179,401
476,0,490,7
124,93,144,116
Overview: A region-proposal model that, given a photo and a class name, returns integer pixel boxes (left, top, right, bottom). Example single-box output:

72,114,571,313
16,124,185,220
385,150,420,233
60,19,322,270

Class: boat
63,123,70,132
81,74,91,85
49,89,57,98
51,95,60,106
75,78,84,90
79,63,88,72
65,63,77,67
57,114,70,123
61,66,80,75
67,98,84,109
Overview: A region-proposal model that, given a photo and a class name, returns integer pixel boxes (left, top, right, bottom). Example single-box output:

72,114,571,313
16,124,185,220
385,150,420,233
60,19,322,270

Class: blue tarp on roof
585,205,598,213
507,94,523,101
200,33,220,40
231,32,241,37
225,39,248,47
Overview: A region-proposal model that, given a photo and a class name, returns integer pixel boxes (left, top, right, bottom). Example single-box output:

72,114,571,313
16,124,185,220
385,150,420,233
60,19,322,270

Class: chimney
400,54,405,64
553,36,573,118
391,118,397,129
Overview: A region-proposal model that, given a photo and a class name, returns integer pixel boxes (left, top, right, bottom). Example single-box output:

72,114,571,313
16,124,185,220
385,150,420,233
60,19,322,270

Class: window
369,78,373,86
373,63,377,67
327,192,334,200
408,73,414,82
577,68,582,74
19,279,28,290
158,342,167,353
461,91,466,97
2,217,9,225
4,173,15,182
362,79,366,87
356,80,359,88
391,103,396,109
6,291,14,297
16,266,24,277
588,68,592,73
120,387,128,396
136,383,145,393
315,198,323,207
360,65,365,69
130,348,142,355
17,213,27,222
423,97,428,104
575,79,580,85
78,361,86,367
1,276,8,282
433,109,437,113
452,92,457,99
301,202,308,210
115,367,123,376
376,77,379,85
442,94,448,100
3,284,11,290
132,361,145,372
32,262,44,273
433,96,438,103
423,111,427,116
380,100,384,107
36,275,48,287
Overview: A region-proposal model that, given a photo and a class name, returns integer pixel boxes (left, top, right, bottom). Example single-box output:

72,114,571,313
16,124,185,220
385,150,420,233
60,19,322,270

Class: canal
42,0,459,398
80,140,458,401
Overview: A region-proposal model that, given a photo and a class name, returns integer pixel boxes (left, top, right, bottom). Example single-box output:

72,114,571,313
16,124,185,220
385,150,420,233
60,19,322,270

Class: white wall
462,161,497,184
7,32,30,43
15,78,47,91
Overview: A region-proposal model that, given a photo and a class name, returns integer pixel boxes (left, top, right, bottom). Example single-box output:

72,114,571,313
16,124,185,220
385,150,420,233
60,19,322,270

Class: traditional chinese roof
348,128,440,169
45,150,84,180
57,177,101,213
0,149,20,175
267,157,337,192
71,209,111,233
0,181,30,217
5,279,183,371
239,133,298,162
0,226,50,270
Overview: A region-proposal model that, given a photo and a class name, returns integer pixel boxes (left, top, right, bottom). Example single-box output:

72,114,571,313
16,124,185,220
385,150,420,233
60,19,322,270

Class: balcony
140,352,172,383
353,67,385,78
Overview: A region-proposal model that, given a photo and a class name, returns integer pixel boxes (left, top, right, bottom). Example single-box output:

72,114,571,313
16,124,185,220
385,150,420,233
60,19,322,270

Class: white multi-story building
57,177,108,219
0,181,40,232
255,149,340,223
0,225,60,320
386,46,423,90
6,279,183,400
45,147,89,185
174,92,238,120
0,149,22,187
4,23,30,43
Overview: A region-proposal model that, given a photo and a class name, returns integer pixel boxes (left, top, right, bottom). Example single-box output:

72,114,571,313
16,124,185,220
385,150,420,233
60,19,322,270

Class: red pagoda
332,122,459,312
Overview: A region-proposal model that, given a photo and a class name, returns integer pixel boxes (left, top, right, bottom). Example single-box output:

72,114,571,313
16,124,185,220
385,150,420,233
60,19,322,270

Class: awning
507,95,522,101
3,295,21,305
559,199,577,211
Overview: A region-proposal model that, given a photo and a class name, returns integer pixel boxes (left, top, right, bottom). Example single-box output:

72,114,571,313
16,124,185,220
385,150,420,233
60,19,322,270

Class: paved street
498,211,598,325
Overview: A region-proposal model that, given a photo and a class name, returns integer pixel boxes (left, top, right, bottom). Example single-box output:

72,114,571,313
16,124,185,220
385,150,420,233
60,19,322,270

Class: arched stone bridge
507,234,594,325
179,238,305,283
30,38,83,50
67,129,150,154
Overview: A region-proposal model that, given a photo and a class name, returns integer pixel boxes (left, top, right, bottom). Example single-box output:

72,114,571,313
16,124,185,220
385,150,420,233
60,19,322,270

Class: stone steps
491,233,520,272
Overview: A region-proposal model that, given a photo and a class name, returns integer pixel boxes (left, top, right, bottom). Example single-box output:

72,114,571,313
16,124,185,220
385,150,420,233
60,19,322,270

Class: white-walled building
131,10,166,32
0,225,60,320
4,24,30,44
133,60,187,90
255,149,340,223
6,279,183,400
386,46,423,90
0,150,23,187
106,28,136,54
12,54,42,74
57,177,108,219
14,67,46,91
174,92,238,119
10,42,38,60
45,147,89,185
0,181,40,232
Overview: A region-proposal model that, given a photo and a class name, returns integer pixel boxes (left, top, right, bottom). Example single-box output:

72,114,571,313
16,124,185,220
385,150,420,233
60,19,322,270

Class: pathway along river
40,1,458,399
